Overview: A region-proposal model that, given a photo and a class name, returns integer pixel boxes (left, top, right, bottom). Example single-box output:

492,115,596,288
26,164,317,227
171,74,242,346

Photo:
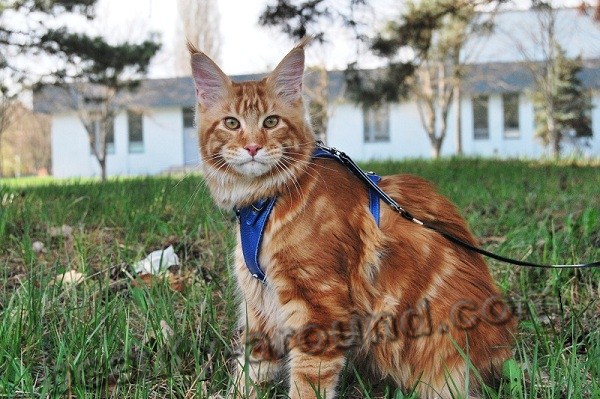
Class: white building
328,61,600,160
33,8,600,178
34,78,202,177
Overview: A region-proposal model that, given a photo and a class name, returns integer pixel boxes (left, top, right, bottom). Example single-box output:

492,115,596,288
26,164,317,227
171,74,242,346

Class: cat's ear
188,42,231,108
267,37,311,103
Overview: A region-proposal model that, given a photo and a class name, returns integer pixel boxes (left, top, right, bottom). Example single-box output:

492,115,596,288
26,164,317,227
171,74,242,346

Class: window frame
182,107,196,129
128,110,144,154
363,104,391,143
502,92,520,139
472,94,490,140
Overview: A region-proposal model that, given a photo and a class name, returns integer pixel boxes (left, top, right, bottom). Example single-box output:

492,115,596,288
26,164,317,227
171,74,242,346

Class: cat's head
189,39,315,208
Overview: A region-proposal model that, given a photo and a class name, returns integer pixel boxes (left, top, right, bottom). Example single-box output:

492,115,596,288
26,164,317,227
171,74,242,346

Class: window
90,119,115,155
106,121,115,154
473,95,489,140
363,105,390,143
183,107,196,129
128,111,144,153
503,93,520,139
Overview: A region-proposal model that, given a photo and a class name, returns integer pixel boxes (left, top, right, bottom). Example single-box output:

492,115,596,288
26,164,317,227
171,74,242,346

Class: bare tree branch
174,0,221,76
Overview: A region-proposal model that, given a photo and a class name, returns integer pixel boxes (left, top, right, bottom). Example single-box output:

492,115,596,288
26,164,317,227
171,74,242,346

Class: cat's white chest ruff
257,283,285,326
234,239,286,328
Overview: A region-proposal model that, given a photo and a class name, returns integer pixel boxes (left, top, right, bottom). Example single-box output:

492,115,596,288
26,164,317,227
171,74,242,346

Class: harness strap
237,197,276,282
367,174,381,227
237,147,382,283
313,147,382,226
237,142,598,284
315,142,600,270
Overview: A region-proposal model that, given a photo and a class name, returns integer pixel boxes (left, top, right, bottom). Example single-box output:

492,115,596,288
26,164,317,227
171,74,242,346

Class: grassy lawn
0,159,599,398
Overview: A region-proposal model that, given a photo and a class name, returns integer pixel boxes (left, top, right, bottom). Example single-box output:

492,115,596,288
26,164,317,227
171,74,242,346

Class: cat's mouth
230,157,275,177
239,158,265,165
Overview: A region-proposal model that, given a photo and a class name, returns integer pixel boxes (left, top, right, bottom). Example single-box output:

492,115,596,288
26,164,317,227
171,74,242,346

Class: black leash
315,142,600,270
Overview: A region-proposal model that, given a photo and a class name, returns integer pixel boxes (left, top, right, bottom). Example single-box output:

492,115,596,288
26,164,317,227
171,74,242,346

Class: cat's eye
263,115,279,129
223,117,240,130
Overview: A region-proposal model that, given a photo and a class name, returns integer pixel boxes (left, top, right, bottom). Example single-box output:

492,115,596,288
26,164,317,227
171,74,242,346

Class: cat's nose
244,144,262,157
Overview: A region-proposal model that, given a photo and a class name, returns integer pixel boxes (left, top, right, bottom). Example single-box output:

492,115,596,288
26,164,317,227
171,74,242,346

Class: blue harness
236,147,381,283
237,144,600,274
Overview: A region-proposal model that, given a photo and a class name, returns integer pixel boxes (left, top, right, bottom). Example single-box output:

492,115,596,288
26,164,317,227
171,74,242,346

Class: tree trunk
454,85,462,155
431,137,443,159
547,113,561,158
551,131,561,158
0,134,3,178
99,157,107,181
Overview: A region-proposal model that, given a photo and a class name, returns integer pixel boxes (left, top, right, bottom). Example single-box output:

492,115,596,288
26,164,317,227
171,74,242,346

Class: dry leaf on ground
51,270,85,285
48,224,74,238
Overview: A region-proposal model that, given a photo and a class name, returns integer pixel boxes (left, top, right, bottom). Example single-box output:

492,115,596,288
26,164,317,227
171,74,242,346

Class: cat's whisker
170,166,205,213
272,162,296,203
202,161,226,181
280,154,335,180
276,161,306,205
283,164,305,201
278,142,315,150
184,174,205,209
281,157,323,185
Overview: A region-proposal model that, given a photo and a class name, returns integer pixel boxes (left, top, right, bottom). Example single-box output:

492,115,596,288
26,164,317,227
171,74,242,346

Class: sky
9,0,590,83
95,0,399,77
92,0,592,79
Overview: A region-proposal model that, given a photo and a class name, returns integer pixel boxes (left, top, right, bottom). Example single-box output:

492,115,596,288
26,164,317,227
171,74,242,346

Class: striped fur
189,40,515,399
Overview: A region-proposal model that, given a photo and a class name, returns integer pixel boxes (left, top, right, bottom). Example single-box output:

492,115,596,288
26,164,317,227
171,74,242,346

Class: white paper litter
134,245,179,275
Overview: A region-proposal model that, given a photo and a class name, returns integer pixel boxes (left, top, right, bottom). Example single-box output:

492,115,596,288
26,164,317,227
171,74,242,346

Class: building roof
33,78,197,114
33,69,348,114
33,60,600,114
463,59,600,94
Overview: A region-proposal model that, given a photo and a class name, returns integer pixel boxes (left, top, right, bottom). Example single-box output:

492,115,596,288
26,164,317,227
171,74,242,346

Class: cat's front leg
231,308,285,398
282,309,353,398
287,345,346,399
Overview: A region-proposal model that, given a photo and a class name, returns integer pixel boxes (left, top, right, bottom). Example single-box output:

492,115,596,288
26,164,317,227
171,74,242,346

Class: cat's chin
232,161,273,178
202,162,287,209
202,149,313,209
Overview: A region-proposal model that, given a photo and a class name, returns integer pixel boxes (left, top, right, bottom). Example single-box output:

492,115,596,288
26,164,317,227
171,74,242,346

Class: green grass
0,159,599,398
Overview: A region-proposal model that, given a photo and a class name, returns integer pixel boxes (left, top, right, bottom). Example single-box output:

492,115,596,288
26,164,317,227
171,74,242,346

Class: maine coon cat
188,39,515,399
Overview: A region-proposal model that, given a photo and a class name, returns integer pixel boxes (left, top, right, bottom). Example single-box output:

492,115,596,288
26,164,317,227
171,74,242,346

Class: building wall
51,90,600,177
460,93,542,158
51,107,186,178
326,102,454,160
51,112,93,178
327,91,600,161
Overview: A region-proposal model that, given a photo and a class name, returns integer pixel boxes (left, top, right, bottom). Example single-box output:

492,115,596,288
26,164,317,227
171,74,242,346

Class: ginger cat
188,39,515,399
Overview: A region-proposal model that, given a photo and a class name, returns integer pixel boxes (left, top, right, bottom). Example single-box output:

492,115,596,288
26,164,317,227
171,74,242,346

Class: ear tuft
294,36,314,50
186,40,200,55
267,37,311,103
189,47,230,108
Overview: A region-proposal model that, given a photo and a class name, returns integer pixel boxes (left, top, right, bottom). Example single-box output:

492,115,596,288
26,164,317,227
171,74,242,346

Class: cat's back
376,172,493,290
378,173,477,246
